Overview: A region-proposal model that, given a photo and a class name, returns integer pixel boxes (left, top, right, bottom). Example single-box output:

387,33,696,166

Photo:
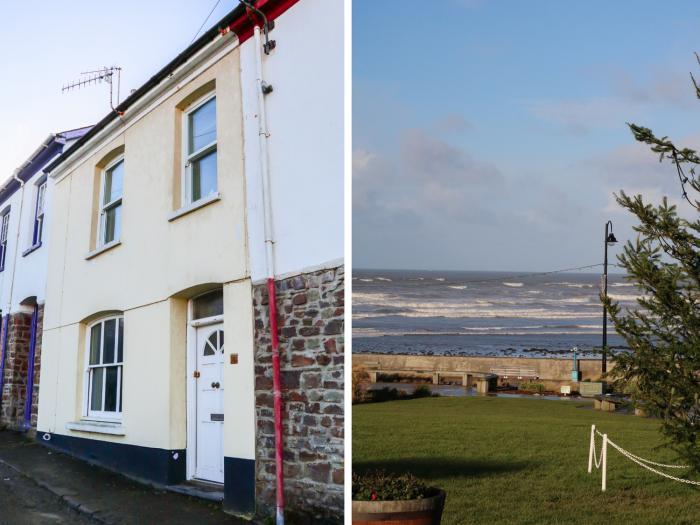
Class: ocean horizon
353,268,634,359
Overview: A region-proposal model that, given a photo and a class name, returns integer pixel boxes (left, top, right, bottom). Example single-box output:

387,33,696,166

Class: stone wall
253,265,344,523
353,353,611,389
0,306,43,431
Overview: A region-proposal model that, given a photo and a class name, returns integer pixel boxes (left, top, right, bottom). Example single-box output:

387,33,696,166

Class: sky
0,0,238,180
353,0,700,272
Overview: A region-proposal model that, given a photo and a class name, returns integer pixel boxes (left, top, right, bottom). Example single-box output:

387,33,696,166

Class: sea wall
353,353,611,390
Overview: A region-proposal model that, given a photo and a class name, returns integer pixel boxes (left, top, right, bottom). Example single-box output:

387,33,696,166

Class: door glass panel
205,330,224,355
103,319,116,363
193,290,223,319
90,368,104,411
104,367,118,412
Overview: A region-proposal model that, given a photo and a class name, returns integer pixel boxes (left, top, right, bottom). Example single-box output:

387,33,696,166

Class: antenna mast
62,66,123,114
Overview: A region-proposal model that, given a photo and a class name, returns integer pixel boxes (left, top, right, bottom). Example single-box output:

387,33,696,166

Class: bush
366,387,408,403
353,366,370,403
352,470,433,501
413,384,433,398
520,381,546,393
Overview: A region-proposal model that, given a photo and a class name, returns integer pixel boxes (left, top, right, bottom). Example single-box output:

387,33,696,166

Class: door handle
211,382,220,389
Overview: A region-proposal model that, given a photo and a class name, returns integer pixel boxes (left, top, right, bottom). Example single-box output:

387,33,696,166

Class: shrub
412,384,433,398
520,381,546,393
352,470,433,501
366,387,408,403
353,365,370,403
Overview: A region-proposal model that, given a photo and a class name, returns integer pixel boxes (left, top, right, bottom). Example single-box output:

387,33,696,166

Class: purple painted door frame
0,315,9,410
24,305,38,428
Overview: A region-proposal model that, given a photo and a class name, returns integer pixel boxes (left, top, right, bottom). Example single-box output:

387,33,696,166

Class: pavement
0,430,254,525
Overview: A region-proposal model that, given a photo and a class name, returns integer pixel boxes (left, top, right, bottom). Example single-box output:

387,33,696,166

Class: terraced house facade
32,0,344,521
0,127,90,432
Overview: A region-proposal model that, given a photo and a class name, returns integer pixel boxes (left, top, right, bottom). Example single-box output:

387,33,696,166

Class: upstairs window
32,179,47,246
0,210,10,271
99,158,123,246
86,316,124,419
184,94,217,204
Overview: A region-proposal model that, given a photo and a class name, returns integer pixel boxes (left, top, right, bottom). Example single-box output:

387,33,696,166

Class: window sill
85,240,121,260
22,242,42,257
66,420,125,436
168,193,221,222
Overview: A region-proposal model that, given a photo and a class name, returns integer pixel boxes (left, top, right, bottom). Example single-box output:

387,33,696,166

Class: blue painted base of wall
36,431,186,486
223,456,255,516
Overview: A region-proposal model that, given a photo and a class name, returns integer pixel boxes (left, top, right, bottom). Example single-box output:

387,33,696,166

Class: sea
353,269,638,359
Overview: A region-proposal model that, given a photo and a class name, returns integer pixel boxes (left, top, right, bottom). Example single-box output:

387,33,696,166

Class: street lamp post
602,220,617,374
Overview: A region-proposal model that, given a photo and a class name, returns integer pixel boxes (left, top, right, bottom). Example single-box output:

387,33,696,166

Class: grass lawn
353,396,700,525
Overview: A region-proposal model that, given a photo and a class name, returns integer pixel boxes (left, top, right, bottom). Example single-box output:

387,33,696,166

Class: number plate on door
210,413,224,422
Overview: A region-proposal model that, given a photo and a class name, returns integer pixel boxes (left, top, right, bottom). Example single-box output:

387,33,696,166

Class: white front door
195,322,224,483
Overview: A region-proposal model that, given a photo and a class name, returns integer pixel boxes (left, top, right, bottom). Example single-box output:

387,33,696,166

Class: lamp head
606,232,618,246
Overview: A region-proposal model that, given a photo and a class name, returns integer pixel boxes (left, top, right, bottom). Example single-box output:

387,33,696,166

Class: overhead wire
191,0,223,44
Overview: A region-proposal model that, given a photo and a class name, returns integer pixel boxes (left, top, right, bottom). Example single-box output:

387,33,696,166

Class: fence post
588,424,596,473
602,433,608,492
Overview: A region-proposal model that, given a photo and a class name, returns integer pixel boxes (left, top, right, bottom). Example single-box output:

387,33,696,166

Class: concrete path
0,460,94,524
0,431,251,525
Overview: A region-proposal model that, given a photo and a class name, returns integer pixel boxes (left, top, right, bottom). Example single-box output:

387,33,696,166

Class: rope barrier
594,429,687,469
588,424,700,491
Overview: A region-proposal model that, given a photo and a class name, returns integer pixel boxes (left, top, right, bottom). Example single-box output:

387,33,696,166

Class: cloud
610,68,696,109
353,128,505,231
582,135,700,224
400,129,500,186
525,98,633,136
433,114,472,134
526,63,699,136
585,133,700,189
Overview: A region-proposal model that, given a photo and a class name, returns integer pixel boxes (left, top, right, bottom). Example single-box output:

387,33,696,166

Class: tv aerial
62,66,123,115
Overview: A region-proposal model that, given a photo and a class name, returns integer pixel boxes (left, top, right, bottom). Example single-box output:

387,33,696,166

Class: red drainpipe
224,4,298,522
267,277,284,523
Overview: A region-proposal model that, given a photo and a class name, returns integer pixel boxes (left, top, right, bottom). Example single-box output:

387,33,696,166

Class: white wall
0,141,74,314
242,0,344,282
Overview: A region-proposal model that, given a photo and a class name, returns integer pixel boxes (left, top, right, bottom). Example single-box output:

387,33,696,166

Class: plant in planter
352,470,446,524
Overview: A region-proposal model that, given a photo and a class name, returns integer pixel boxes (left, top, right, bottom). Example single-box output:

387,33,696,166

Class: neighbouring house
0,127,91,432
35,0,343,522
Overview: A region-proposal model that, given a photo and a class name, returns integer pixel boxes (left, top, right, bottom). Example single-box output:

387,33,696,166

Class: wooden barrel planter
352,489,446,525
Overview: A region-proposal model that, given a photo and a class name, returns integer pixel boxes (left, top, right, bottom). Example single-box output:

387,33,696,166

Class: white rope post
602,433,608,492
588,424,596,473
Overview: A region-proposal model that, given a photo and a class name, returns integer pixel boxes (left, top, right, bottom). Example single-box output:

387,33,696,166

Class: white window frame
83,315,124,422
0,209,10,271
33,178,47,246
182,92,217,206
98,156,124,247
